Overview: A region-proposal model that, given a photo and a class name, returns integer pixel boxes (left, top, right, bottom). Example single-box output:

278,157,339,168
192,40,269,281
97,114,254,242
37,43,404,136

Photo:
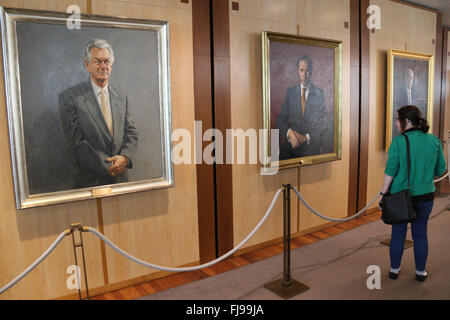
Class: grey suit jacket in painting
276,82,329,160
59,80,138,189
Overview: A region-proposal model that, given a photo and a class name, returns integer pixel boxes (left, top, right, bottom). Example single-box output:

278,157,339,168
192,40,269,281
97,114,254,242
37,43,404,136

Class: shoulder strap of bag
402,133,411,190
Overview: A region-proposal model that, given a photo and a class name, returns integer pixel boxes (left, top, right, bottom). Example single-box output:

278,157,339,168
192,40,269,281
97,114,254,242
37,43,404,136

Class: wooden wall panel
231,0,297,23
212,0,234,256
406,7,436,54
0,0,106,300
2,0,88,11
445,31,450,140
434,13,443,140
192,0,215,263
91,0,198,284
229,0,351,249
300,0,349,32
358,0,370,211
229,13,298,249
367,0,438,206
348,0,360,216
374,0,407,47
296,0,351,231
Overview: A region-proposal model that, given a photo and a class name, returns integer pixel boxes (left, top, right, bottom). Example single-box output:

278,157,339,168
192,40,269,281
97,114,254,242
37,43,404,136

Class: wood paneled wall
229,0,351,250
366,0,438,206
444,30,450,141
0,0,199,299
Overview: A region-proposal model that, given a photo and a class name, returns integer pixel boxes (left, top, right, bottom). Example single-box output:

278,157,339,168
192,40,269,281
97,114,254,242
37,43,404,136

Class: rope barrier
291,170,449,223
292,187,381,222
1,163,448,295
434,171,449,183
85,188,283,273
0,230,71,295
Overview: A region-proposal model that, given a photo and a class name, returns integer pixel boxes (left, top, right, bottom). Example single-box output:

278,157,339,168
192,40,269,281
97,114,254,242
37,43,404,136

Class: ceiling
403,0,450,26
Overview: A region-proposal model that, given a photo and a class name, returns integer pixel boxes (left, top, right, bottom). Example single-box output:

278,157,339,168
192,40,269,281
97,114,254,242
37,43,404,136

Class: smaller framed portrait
261,32,342,171
386,49,434,151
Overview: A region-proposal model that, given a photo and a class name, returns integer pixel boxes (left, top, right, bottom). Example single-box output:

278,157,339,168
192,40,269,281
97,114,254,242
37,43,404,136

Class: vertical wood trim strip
96,199,109,285
87,0,92,15
437,27,448,195
211,0,234,255
358,0,370,211
441,28,449,140
192,0,216,263
434,13,443,139
348,0,360,216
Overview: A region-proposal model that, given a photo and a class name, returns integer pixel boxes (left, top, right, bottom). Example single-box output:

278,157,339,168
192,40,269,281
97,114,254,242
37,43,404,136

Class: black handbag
381,134,416,225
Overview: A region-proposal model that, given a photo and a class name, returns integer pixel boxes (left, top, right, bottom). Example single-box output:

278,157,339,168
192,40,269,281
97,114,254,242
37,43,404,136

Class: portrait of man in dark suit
59,39,138,189
392,67,416,137
276,55,329,160
385,51,432,150
396,67,416,107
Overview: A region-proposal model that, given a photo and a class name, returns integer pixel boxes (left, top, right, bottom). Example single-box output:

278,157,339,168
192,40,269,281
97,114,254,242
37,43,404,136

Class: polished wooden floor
91,210,384,300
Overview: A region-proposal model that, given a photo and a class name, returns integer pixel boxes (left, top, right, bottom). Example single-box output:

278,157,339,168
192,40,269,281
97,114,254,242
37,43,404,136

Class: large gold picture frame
386,49,434,151
0,7,174,209
261,32,342,171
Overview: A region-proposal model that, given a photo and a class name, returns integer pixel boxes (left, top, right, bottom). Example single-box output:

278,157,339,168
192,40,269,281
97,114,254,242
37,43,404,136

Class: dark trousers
390,200,434,272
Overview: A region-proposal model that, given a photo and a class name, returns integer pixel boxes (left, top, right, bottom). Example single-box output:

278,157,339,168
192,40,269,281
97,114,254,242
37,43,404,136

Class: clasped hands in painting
287,129,308,149
106,155,128,177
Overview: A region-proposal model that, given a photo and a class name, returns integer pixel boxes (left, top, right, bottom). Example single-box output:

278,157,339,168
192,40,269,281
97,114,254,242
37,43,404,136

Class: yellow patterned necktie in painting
301,87,306,116
100,88,113,138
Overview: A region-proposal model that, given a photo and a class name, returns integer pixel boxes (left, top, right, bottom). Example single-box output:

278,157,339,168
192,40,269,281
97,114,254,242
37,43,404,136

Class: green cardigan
385,128,446,196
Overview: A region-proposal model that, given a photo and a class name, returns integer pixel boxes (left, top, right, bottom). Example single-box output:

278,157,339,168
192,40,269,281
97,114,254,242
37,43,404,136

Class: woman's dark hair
397,105,429,133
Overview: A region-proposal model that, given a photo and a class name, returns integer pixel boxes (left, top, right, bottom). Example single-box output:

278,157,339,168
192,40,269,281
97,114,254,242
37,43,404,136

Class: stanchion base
264,278,309,300
380,239,414,249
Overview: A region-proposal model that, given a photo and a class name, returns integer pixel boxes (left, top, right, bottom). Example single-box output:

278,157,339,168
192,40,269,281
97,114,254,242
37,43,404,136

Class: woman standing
380,105,446,282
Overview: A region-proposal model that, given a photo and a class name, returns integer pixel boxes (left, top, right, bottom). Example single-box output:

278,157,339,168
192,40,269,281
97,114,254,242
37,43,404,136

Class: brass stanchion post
70,223,90,300
264,184,309,299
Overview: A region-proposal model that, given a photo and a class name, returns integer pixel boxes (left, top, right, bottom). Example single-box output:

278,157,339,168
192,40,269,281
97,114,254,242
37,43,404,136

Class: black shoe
389,272,399,280
416,273,428,282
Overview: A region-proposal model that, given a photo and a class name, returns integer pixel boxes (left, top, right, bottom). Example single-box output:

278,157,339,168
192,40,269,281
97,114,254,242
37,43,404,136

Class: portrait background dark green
16,21,164,194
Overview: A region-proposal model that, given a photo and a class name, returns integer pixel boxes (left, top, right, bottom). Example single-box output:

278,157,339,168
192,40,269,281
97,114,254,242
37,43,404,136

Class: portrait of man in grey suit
276,55,329,160
3,13,171,208
59,39,138,189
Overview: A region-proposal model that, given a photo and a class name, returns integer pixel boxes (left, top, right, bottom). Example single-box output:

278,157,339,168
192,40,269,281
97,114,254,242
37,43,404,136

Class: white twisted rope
85,189,283,273
292,186,381,223
291,167,449,223
434,171,449,183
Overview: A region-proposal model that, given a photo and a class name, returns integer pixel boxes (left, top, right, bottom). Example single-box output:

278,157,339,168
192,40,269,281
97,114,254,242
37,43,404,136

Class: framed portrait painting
261,32,342,171
386,49,434,151
0,7,173,209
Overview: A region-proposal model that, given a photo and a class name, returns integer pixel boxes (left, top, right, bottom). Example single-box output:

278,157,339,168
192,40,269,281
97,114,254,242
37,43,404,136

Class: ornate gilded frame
261,32,342,171
385,49,434,151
